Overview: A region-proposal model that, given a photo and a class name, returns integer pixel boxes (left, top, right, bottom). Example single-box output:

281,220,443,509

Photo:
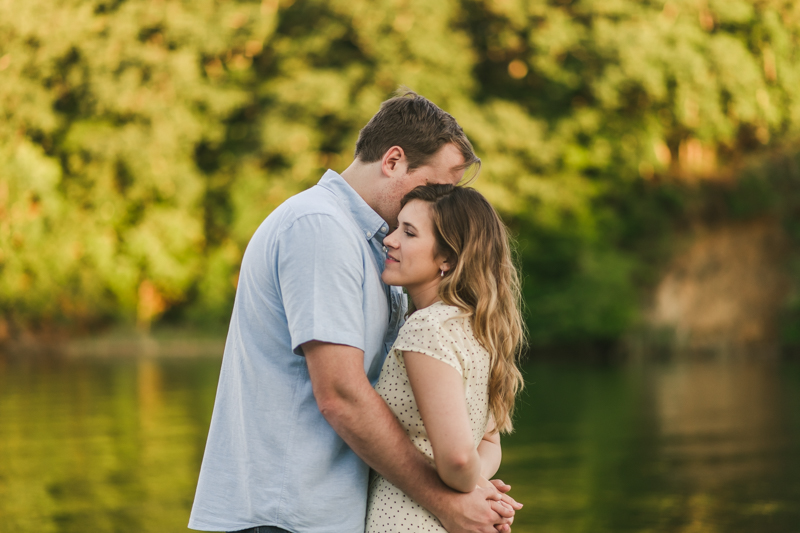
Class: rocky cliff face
646,219,791,353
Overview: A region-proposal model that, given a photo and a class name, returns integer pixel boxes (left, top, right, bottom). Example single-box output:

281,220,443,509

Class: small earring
440,269,444,277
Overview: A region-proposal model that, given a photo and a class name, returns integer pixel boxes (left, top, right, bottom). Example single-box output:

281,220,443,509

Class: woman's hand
436,480,516,533
475,478,523,532
488,478,523,512
476,478,518,514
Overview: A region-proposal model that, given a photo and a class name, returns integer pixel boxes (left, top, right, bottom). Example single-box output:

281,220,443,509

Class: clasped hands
484,478,522,533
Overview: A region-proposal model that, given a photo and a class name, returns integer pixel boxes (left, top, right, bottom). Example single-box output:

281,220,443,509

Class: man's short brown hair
354,88,480,178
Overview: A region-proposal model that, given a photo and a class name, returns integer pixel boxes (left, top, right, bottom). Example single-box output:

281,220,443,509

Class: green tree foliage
1,0,799,344
463,0,800,344
0,0,274,329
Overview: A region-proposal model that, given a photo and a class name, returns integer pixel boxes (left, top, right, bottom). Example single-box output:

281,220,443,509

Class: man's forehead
438,162,466,184
434,144,467,181
439,144,465,165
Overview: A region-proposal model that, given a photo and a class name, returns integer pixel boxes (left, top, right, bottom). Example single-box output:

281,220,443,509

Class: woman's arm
478,417,501,480
404,350,481,493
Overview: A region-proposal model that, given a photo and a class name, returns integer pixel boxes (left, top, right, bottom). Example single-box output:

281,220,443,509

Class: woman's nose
383,230,399,249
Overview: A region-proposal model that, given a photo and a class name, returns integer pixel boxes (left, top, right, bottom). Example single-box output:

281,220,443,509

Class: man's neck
340,159,381,214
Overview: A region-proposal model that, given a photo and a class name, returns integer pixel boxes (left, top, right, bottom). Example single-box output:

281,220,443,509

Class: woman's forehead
398,200,433,225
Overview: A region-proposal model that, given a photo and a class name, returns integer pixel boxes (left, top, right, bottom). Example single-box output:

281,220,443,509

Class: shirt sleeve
392,310,464,376
276,213,366,355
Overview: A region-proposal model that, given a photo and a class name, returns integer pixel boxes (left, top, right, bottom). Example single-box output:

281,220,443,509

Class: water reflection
501,359,800,533
645,361,799,533
0,352,798,533
0,353,220,533
654,361,786,486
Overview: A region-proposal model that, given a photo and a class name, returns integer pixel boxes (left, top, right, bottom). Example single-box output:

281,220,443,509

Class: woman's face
381,200,448,293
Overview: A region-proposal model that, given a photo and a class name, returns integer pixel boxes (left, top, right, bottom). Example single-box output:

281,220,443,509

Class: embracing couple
189,90,525,533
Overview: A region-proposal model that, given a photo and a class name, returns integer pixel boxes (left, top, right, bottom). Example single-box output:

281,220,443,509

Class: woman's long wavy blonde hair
401,184,525,433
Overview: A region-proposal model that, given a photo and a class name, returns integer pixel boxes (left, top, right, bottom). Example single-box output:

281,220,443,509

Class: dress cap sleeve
392,306,464,376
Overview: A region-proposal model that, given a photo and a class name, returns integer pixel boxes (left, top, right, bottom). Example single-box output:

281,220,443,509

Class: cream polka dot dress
365,301,492,533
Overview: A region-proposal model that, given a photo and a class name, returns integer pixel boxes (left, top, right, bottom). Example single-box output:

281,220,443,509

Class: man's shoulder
267,185,352,229
250,185,362,253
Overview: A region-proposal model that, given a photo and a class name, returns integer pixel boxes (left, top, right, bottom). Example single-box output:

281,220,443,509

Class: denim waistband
229,527,294,533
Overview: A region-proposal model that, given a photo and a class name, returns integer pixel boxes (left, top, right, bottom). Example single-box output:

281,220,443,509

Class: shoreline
0,328,226,358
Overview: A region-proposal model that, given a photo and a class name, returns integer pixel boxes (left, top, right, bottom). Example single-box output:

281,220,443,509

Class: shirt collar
317,169,390,242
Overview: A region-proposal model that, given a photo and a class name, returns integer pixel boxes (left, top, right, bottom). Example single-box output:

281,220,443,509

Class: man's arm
302,341,517,533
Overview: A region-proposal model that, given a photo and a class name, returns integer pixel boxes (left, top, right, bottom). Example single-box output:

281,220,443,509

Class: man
189,90,519,533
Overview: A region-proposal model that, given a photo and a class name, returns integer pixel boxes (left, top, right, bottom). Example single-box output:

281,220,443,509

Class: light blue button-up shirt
189,170,406,533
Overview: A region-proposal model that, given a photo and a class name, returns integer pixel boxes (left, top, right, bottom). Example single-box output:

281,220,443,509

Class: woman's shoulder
396,303,488,370
393,303,469,373
405,301,463,327
399,303,475,345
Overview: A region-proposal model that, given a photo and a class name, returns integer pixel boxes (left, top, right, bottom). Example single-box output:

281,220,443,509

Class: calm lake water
1,350,799,533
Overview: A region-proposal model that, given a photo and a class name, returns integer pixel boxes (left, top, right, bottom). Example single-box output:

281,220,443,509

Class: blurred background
1,0,800,531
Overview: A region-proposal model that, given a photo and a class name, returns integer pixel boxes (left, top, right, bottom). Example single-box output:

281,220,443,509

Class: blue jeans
229,528,294,533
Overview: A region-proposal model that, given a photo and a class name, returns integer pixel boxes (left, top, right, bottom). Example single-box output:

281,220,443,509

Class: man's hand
303,341,522,533
437,483,514,533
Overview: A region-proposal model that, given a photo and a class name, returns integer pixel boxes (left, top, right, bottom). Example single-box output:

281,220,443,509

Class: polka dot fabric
366,301,491,532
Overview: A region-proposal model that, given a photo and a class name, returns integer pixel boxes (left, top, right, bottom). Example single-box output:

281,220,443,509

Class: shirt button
381,226,388,232
366,231,372,238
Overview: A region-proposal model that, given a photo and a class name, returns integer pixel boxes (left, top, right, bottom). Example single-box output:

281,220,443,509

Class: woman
366,184,525,532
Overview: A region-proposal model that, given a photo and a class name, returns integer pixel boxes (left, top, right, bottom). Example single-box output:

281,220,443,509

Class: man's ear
381,146,408,178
